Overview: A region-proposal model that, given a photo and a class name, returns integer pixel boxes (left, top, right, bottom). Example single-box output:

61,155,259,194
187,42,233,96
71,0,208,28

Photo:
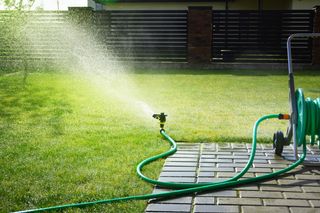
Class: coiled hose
16,114,308,213
296,88,320,147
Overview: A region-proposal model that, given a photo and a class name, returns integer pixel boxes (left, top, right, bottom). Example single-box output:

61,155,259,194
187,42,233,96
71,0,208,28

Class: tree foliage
1,0,35,10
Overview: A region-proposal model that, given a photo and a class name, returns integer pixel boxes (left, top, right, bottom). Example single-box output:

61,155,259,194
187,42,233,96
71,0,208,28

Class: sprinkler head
152,112,167,129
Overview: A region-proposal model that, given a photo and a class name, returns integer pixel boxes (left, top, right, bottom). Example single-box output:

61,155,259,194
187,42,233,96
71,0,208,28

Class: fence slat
212,10,313,63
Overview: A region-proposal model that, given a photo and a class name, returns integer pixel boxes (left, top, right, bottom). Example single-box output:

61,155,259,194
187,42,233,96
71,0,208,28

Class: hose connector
278,114,290,120
152,112,167,130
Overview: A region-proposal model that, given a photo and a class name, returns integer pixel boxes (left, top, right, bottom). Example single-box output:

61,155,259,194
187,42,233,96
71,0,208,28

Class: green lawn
0,69,319,212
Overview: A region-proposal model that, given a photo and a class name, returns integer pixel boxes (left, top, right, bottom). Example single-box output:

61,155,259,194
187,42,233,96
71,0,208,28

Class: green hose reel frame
273,33,320,158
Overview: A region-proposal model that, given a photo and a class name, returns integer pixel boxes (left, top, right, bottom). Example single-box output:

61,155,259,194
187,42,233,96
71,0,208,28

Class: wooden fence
94,10,187,62
212,10,314,63
0,7,318,67
0,11,69,66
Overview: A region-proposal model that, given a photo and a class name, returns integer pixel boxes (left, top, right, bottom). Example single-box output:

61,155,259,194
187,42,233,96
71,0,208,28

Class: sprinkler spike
152,112,167,130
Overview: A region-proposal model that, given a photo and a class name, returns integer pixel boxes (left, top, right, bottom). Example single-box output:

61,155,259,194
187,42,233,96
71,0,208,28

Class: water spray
15,34,320,213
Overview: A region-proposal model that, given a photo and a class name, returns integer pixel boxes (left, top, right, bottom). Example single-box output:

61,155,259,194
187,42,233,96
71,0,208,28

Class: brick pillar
188,6,212,64
312,6,320,65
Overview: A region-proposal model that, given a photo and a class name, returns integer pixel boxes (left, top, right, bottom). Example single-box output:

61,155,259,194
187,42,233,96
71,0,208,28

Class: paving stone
218,155,248,159
158,177,195,183
232,143,246,148
236,167,272,173
198,190,237,197
218,163,247,168
203,143,216,148
268,159,291,164
254,155,276,160
246,151,265,156
201,155,216,159
200,167,234,172
146,142,320,213
204,152,231,155
283,156,300,161
166,158,198,162
164,162,198,167
296,174,320,180
310,200,320,207
263,199,310,207
178,143,198,146
253,163,287,168
202,159,233,163
176,151,199,155
304,187,320,193
279,179,319,186
178,148,199,151
259,149,274,153
233,152,250,156
235,185,259,191
257,179,278,185
169,154,198,158
162,167,197,172
240,191,283,198
242,206,289,213
284,192,320,200
197,177,228,183
200,158,218,163
160,171,196,177
198,171,215,177
218,198,262,205
153,196,193,204
217,143,232,149
289,207,320,213
178,147,199,153
145,203,191,212
217,172,254,178
199,162,216,167
194,205,239,213
194,196,215,205
275,173,297,179
235,159,267,163
260,185,302,192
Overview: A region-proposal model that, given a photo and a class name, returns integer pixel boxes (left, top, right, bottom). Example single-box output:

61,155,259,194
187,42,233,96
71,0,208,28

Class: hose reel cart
273,33,320,161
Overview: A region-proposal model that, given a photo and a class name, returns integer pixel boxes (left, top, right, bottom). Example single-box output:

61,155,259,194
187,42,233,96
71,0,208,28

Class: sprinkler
152,112,167,129
16,33,320,213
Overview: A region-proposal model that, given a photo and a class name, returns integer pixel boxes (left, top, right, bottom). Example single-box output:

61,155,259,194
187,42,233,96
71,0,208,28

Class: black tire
273,131,285,156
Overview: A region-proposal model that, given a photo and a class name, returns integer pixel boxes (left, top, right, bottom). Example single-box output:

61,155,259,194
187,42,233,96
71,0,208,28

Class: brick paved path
145,143,320,213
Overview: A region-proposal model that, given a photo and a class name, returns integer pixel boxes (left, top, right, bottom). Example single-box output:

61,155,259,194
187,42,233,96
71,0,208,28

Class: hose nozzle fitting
152,112,167,129
278,114,290,120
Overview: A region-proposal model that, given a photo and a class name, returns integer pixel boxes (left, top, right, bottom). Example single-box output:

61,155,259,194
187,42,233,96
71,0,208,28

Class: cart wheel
273,131,285,156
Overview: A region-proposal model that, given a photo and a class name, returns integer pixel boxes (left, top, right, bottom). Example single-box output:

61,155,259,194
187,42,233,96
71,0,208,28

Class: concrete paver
145,143,320,213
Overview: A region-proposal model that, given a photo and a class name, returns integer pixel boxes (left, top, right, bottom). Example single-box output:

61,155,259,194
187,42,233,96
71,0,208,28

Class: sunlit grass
0,69,319,212
0,72,165,212
132,69,320,142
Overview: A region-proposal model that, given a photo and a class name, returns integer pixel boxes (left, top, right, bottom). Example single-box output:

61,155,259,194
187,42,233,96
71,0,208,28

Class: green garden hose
16,113,309,213
296,88,320,147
